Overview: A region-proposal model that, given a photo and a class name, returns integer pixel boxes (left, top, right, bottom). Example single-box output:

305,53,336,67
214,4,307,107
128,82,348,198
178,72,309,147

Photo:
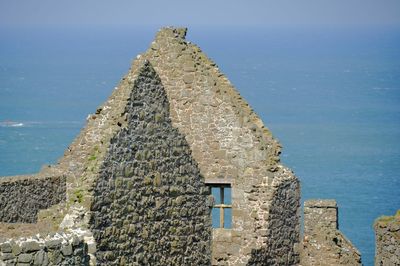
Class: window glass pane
224,208,232,229
223,187,231,204
212,207,220,228
211,187,221,204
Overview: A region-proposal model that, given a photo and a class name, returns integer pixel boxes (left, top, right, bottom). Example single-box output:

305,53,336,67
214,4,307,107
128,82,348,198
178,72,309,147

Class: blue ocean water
0,27,399,265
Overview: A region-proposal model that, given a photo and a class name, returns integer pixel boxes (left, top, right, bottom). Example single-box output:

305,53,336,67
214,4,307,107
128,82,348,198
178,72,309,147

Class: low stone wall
374,210,400,266
0,175,66,223
301,199,361,266
0,232,90,265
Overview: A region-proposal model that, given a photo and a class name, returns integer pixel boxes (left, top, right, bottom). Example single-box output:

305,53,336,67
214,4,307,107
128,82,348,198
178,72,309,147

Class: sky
1,0,400,30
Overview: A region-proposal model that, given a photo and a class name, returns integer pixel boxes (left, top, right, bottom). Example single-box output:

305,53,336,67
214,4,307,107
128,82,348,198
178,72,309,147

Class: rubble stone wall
301,199,361,266
0,27,305,266
128,27,300,266
0,232,89,265
248,169,300,265
0,175,66,223
304,199,338,234
89,62,211,265
374,210,400,266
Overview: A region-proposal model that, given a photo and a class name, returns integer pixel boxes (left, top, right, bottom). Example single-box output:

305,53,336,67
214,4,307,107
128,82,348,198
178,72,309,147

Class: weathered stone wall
304,199,338,235
37,27,299,265
248,168,300,265
89,62,211,265
301,199,361,266
374,210,400,266
126,27,300,266
0,175,66,223
0,232,89,265
0,27,303,265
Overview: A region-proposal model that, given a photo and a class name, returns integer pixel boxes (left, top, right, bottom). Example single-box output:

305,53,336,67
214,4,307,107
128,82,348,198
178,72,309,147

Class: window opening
209,185,232,228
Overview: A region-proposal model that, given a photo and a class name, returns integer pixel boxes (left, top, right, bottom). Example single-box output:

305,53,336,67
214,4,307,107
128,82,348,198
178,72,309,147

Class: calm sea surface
1,27,399,265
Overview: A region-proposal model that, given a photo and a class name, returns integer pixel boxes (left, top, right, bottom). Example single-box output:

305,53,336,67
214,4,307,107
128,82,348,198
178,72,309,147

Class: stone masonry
0,232,90,265
89,61,211,265
0,27,364,265
0,175,66,223
133,27,300,265
301,200,362,265
138,27,301,265
374,210,400,266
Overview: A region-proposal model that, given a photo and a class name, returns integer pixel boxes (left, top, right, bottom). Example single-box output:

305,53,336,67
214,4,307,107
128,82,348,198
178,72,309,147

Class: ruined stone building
0,27,366,265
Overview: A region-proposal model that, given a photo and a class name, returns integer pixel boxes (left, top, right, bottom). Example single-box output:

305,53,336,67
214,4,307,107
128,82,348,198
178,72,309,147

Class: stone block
21,241,40,252
33,250,48,266
1,252,15,260
18,253,32,263
11,244,21,256
61,243,73,256
183,74,194,84
0,242,12,253
45,239,62,249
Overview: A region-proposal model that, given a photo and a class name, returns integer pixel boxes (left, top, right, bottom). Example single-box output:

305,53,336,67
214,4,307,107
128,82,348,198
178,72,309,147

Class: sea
0,26,399,265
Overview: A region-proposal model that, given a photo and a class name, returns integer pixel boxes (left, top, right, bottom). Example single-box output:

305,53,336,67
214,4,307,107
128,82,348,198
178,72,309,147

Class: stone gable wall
125,27,300,266
0,27,303,266
89,62,211,265
0,175,66,223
